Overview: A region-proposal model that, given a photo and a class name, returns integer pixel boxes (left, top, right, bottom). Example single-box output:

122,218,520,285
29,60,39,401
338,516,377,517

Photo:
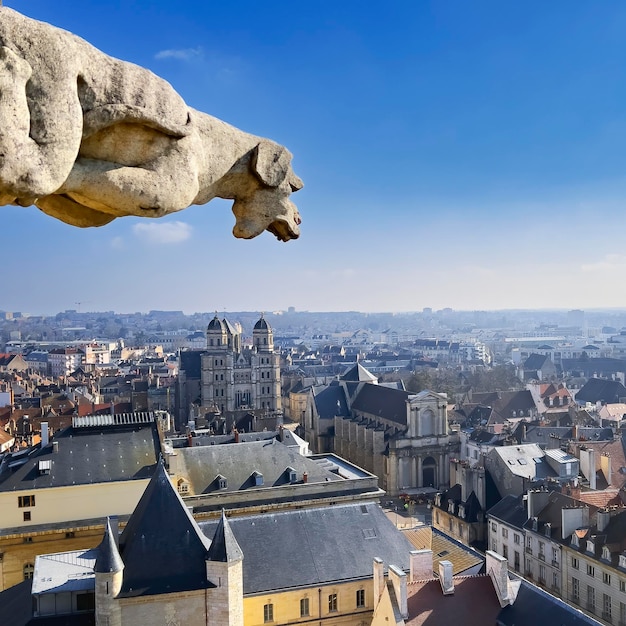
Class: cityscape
1,305,626,624
4,0,626,625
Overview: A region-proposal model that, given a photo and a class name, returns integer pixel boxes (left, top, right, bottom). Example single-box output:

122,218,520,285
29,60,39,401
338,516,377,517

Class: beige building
16,460,412,625
0,413,161,591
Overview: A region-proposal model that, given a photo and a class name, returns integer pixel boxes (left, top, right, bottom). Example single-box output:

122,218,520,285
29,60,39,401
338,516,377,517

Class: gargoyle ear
252,141,293,188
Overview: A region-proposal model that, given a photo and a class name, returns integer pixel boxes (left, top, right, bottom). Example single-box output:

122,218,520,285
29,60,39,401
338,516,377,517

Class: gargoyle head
232,141,303,242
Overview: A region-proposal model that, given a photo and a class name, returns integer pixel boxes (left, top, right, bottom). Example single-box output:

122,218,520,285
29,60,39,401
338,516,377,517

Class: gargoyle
0,6,302,241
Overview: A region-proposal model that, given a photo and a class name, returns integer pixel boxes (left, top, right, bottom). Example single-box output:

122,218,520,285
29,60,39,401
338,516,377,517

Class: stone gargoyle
0,6,302,241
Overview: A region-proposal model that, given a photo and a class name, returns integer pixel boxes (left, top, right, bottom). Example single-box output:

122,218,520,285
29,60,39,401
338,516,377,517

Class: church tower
251,314,281,413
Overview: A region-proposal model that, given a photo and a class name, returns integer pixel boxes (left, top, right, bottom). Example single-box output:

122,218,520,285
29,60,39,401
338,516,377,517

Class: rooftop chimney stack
41,422,49,447
409,549,433,582
438,560,454,595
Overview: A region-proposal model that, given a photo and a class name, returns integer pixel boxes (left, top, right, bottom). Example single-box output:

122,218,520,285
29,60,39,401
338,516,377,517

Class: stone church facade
177,315,281,430
301,365,456,495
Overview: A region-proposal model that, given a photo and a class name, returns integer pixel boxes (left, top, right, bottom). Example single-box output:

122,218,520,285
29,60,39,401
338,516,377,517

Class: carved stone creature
0,7,302,241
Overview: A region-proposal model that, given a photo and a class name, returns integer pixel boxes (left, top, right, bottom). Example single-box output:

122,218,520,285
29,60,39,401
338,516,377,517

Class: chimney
234,428,239,443
388,564,408,619
373,558,385,604
410,549,433,582
561,506,590,540
486,550,512,607
187,432,193,447
41,422,49,447
600,453,612,487
52,441,59,453
527,489,551,518
438,560,454,595
597,509,610,533
302,471,308,483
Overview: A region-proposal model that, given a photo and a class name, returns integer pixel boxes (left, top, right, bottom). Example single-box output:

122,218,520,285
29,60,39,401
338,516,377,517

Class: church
177,315,281,430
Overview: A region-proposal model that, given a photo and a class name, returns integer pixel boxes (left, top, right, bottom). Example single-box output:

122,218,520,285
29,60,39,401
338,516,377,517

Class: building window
514,534,520,545
514,551,520,572
491,522,497,533
23,563,34,580
572,577,580,604
587,564,595,577
620,602,626,626
356,589,365,608
572,557,579,570
263,603,274,623
539,564,546,585
300,598,309,617
502,528,508,539
23,537,33,544
587,585,595,613
603,572,611,585
76,592,95,612
18,495,35,508
620,580,626,593
329,593,338,612
23,511,31,522
603,593,612,621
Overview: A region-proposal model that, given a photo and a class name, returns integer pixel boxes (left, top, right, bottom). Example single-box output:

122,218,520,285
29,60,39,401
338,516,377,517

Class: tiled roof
402,527,484,576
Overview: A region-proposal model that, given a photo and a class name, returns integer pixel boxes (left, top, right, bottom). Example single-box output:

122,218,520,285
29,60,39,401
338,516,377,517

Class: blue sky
4,1,626,314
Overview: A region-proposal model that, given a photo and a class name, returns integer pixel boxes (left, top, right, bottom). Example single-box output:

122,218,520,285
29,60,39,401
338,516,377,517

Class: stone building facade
177,315,281,430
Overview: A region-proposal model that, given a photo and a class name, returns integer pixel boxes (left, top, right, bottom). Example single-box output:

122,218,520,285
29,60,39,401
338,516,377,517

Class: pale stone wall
244,579,373,626
0,480,149,530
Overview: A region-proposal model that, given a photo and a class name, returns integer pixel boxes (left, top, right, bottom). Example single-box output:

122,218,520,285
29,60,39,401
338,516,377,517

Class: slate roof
487,494,527,529
340,362,377,382
94,518,123,574
313,382,350,419
179,349,203,379
575,378,626,404
173,438,344,495
206,510,243,563
0,421,160,491
118,460,213,597
498,575,601,626
523,353,549,371
198,502,412,594
351,384,410,425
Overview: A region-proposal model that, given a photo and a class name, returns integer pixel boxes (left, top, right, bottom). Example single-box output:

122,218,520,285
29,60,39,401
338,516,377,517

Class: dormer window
217,475,227,490
545,523,551,538
619,553,626,570
602,546,611,562
448,501,455,514
571,534,579,548
252,471,263,486
286,467,297,483
586,540,595,554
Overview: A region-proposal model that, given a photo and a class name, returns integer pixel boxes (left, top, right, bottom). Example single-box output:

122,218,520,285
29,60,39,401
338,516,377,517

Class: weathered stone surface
0,7,302,241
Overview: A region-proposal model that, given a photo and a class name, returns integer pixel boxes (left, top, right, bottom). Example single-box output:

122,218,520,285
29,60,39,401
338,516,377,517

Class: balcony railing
538,553,545,561
525,547,533,555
